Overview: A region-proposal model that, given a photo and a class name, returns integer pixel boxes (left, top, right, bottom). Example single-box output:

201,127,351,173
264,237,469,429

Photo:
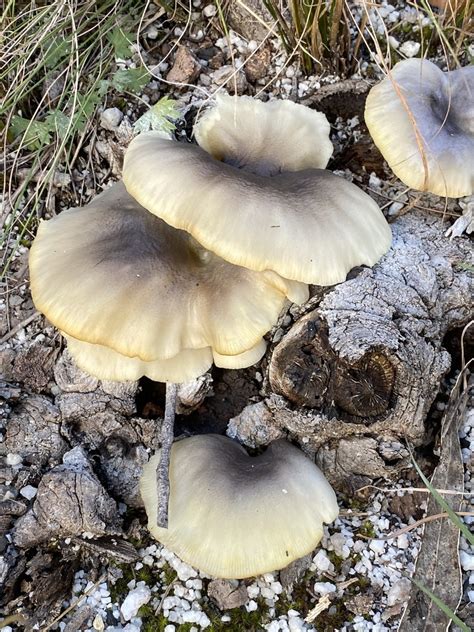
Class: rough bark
231,211,473,490
13,446,121,548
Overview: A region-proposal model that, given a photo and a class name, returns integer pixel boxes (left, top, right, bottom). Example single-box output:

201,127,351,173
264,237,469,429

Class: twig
0,310,40,344
357,511,474,541
156,381,178,528
41,574,107,632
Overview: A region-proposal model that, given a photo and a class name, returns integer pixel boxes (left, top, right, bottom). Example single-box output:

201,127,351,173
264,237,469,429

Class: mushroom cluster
29,94,392,573
365,58,474,198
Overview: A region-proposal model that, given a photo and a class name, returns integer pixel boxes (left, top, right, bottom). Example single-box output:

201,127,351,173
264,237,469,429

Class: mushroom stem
156,381,178,528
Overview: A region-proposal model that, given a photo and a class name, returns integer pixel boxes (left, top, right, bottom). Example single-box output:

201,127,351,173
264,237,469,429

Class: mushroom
140,434,339,579
29,182,307,370
63,335,267,382
194,94,334,175
123,133,392,285
365,59,474,197
29,181,308,526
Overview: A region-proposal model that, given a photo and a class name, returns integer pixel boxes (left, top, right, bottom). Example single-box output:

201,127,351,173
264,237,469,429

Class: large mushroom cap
140,434,339,578
194,94,333,175
365,59,474,198
30,182,307,366
64,335,268,382
123,135,391,285
63,334,213,383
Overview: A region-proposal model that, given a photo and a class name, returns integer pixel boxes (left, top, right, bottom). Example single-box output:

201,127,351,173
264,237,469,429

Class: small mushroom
123,135,391,285
29,181,308,378
140,434,339,579
194,94,333,175
365,59,474,197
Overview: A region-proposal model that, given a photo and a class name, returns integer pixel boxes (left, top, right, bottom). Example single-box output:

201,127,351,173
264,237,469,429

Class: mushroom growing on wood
123,134,391,285
140,434,339,578
365,58,474,197
29,181,308,526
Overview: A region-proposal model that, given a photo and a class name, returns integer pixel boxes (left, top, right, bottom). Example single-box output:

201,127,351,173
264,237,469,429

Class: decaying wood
399,378,468,630
13,446,121,549
231,211,473,489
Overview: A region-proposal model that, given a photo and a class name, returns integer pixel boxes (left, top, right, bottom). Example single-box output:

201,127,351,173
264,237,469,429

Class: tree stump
232,211,472,491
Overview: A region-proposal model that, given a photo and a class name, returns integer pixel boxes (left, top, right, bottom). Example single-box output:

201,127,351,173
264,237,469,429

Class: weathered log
232,211,473,490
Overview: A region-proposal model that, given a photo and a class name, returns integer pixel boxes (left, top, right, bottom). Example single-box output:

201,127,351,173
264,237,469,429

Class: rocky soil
1,0,473,630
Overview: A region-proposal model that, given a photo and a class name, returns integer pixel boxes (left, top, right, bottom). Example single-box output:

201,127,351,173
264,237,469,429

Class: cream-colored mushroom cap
63,335,267,382
29,182,308,367
123,135,391,285
63,334,214,383
194,94,333,175
140,434,339,579
365,59,474,197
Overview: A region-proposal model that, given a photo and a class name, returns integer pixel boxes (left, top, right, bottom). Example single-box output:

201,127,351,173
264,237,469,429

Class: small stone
387,578,411,606
93,614,105,631
388,201,404,217
146,25,159,39
166,46,200,85
388,36,400,49
208,579,248,610
6,453,22,466
203,4,217,17
313,550,334,573
19,485,37,500
244,47,271,82
313,582,336,595
369,540,385,555
211,66,247,94
100,108,123,131
120,584,152,621
399,41,421,58
460,551,474,571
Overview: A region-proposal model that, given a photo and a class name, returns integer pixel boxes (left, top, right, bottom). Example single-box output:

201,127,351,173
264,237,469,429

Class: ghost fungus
365,59,474,197
29,182,308,382
123,134,391,285
140,434,339,578
194,94,333,175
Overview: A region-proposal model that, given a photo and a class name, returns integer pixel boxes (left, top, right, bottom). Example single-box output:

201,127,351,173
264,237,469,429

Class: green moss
138,605,196,632
202,597,268,632
108,561,164,603
310,599,353,631
161,563,177,585
358,520,376,539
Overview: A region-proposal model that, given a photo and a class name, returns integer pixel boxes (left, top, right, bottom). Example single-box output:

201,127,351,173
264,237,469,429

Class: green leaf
411,453,474,547
133,97,180,134
10,116,52,149
74,91,103,128
107,27,135,59
43,35,72,69
111,67,150,93
44,110,71,139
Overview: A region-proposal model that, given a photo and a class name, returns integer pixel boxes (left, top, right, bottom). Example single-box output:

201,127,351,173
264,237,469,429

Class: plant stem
156,381,178,528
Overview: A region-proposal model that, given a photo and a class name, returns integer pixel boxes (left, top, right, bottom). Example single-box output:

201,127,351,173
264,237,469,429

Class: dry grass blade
1,0,148,280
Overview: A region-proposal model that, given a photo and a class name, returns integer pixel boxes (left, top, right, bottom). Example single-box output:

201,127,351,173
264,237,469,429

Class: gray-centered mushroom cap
29,182,307,364
194,94,333,175
365,59,474,197
123,135,392,285
140,434,339,579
